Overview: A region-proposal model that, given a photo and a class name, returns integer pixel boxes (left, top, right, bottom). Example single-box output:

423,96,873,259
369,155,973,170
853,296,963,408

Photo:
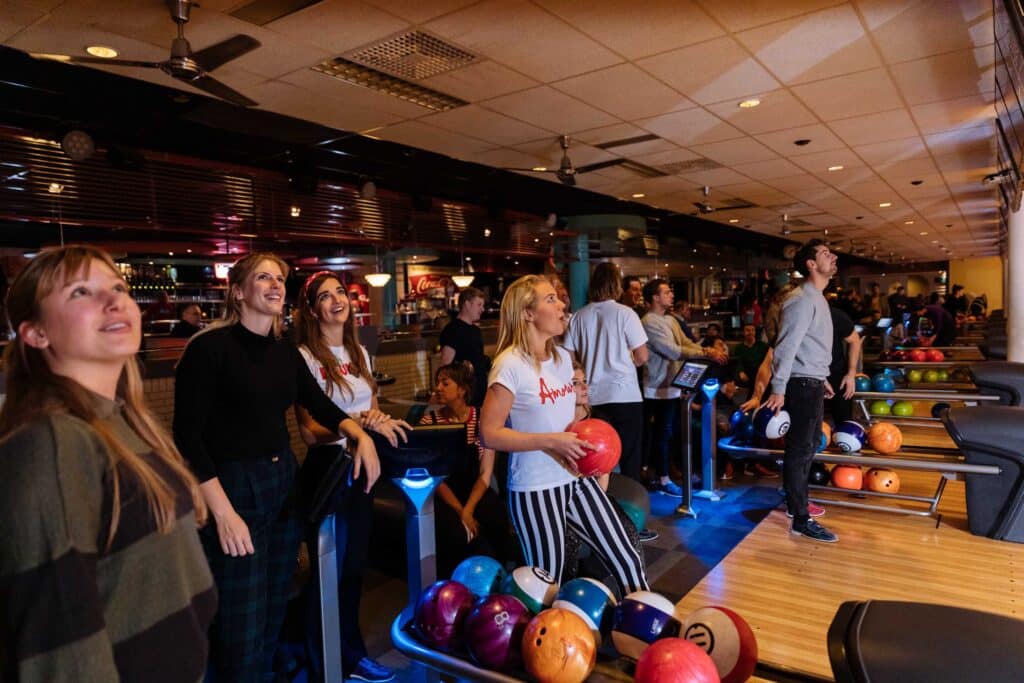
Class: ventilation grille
659,157,722,174
312,58,468,112
719,197,756,209
347,31,477,81
594,134,659,150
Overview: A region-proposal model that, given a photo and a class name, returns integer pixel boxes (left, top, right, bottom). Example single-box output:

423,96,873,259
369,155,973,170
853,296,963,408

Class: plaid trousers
202,451,301,683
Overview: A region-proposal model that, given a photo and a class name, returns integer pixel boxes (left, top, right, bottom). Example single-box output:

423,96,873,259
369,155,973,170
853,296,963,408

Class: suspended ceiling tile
790,148,867,174
373,119,494,159
482,85,619,134
572,123,650,146
251,79,405,132
765,173,829,193
471,147,546,169
627,174,702,195
875,156,941,179
421,105,554,147
923,124,993,157
857,0,992,63
733,158,806,181
630,147,703,168
853,136,928,166
553,63,695,120
0,2,53,42
425,0,621,82
791,67,904,121
934,144,995,173
266,1,408,54
690,137,778,166
698,0,846,33
735,4,882,86
678,167,754,187
705,88,818,134
827,108,921,147
363,0,480,24
636,36,781,105
419,60,538,102
536,0,724,59
636,108,745,146
512,136,617,167
889,47,995,106
754,124,847,158
279,68,432,118
600,137,685,157
713,180,780,198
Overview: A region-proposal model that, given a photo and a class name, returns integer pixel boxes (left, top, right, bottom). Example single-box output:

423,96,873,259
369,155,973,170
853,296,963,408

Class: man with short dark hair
764,239,838,543
439,286,490,405
910,295,956,347
621,275,646,318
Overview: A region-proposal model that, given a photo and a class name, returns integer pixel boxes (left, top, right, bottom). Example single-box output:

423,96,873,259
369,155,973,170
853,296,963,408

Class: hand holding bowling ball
566,418,621,476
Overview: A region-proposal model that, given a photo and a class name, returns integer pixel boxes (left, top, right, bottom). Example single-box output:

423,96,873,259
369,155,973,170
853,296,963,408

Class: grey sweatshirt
642,311,707,399
771,281,833,394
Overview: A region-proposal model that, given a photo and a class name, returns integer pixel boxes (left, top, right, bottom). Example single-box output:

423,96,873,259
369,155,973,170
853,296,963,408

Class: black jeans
783,378,825,525
591,402,644,482
646,398,681,478
826,372,853,424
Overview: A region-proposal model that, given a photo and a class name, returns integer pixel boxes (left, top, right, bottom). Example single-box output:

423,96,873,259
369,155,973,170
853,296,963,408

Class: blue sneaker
658,481,684,498
350,658,395,683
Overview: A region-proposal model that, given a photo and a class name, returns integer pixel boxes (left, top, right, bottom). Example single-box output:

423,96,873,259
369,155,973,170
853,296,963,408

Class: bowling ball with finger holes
831,465,864,490
729,409,756,444
502,566,559,614
855,375,872,392
867,423,903,454
566,418,621,476
413,580,475,653
521,608,596,683
753,406,790,439
833,421,866,452
634,638,720,683
681,605,759,683
464,594,531,671
451,555,506,599
932,402,952,418
872,373,895,393
809,462,831,486
611,591,681,661
865,468,901,493
552,578,617,646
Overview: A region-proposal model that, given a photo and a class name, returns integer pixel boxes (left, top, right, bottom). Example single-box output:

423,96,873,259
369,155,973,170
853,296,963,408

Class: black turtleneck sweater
173,323,349,482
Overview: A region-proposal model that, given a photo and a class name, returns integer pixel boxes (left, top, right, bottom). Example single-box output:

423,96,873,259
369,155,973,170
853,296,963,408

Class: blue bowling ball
931,402,951,418
451,555,507,599
833,420,867,453
872,373,895,393
753,405,791,440
855,376,872,392
729,409,756,443
818,431,829,452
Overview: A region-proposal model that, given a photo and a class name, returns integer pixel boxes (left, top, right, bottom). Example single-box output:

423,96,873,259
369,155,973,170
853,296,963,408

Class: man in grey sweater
764,239,839,543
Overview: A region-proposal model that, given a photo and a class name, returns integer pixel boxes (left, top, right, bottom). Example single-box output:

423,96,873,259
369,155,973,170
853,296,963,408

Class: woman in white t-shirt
480,275,648,595
293,271,409,683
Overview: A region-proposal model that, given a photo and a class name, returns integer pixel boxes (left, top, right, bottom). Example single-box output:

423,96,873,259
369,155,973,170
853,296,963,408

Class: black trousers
591,401,644,482
646,398,681,478
826,372,854,424
783,378,825,524
299,444,373,681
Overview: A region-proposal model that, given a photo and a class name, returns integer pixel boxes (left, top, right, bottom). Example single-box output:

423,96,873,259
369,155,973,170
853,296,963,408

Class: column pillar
1008,208,1024,361
381,255,398,329
568,233,590,311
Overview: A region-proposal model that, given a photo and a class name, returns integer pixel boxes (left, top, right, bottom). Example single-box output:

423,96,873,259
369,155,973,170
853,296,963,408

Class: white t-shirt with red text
299,344,373,446
488,345,577,492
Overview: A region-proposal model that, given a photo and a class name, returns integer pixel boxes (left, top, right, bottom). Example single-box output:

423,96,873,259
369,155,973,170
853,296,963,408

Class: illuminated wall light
365,272,392,287
48,182,64,194
290,206,301,217
738,98,760,108
484,228,491,237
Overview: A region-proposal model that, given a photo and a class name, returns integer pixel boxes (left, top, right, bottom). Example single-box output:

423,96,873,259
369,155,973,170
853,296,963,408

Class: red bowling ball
908,349,927,363
634,638,720,683
925,349,945,362
567,418,622,476
413,580,475,653
464,594,531,671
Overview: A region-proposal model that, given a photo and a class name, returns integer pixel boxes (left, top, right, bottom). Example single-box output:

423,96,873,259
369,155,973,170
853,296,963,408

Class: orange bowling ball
821,422,832,446
831,465,863,490
867,423,903,455
865,468,901,493
521,608,596,683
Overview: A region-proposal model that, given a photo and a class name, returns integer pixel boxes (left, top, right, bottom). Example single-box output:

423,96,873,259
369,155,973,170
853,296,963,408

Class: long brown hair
293,271,373,400
198,252,289,340
0,246,205,546
495,274,560,371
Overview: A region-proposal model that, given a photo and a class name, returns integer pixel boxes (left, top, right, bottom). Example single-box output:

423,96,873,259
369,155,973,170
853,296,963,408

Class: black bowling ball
931,402,951,418
808,462,830,486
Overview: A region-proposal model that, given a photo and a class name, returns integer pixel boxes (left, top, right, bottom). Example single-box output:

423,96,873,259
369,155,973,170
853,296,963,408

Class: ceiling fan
32,1,260,107
502,135,618,187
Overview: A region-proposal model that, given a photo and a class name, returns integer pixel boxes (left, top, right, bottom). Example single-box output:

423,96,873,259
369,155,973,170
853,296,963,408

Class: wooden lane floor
675,433,1022,681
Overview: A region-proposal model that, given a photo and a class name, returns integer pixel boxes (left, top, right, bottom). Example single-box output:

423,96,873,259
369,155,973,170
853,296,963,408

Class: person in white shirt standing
480,275,648,595
563,263,649,484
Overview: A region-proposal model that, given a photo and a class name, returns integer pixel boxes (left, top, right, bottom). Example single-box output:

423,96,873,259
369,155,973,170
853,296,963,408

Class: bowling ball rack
852,390,1001,428
718,435,1000,524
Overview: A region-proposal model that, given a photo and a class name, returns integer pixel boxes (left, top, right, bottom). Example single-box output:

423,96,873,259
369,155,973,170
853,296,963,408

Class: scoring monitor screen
671,361,710,390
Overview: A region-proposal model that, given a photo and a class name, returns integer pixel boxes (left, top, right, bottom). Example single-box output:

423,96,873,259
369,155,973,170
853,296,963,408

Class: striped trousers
508,476,648,596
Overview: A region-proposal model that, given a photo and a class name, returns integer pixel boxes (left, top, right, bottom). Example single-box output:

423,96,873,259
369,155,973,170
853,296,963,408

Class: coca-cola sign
409,273,452,297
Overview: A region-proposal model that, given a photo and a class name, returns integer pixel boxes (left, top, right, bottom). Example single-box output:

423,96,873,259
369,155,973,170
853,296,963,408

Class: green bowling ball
616,498,646,532
936,369,949,382
892,401,914,416
907,369,924,383
869,400,892,416
923,370,941,383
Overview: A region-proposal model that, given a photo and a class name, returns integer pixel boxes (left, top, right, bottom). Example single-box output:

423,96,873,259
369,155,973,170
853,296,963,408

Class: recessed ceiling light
827,165,844,172
932,239,939,243
878,202,892,208
738,98,761,108
911,179,923,186
919,231,928,236
631,193,645,198
86,45,118,58
794,139,811,146
855,216,864,220
904,220,914,225
728,218,739,223
531,166,547,172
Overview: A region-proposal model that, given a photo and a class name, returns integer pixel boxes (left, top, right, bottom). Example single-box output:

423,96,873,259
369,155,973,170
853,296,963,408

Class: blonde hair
495,274,560,370
0,245,205,547
198,252,289,340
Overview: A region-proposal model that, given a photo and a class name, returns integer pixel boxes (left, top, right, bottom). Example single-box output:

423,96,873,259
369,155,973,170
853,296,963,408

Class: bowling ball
464,594,530,670
413,580,475,652
908,349,927,363
855,375,872,392
818,432,828,452
617,498,646,534
522,608,596,683
864,468,901,493
891,401,914,417
891,350,909,362
753,406,791,439
872,373,895,392
931,402,951,418
951,368,971,382
833,420,866,453
907,369,924,383
452,555,507,599
923,370,941,383
729,409,756,443
680,605,758,683
612,591,681,661
552,578,617,646
926,349,945,362
809,461,830,485
818,421,832,452
502,566,559,614
867,423,902,454
869,400,892,416
936,369,949,382
567,418,621,476
635,638,719,683
831,465,864,490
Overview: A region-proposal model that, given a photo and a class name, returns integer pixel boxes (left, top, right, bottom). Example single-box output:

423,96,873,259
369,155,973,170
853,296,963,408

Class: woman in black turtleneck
173,252,388,683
